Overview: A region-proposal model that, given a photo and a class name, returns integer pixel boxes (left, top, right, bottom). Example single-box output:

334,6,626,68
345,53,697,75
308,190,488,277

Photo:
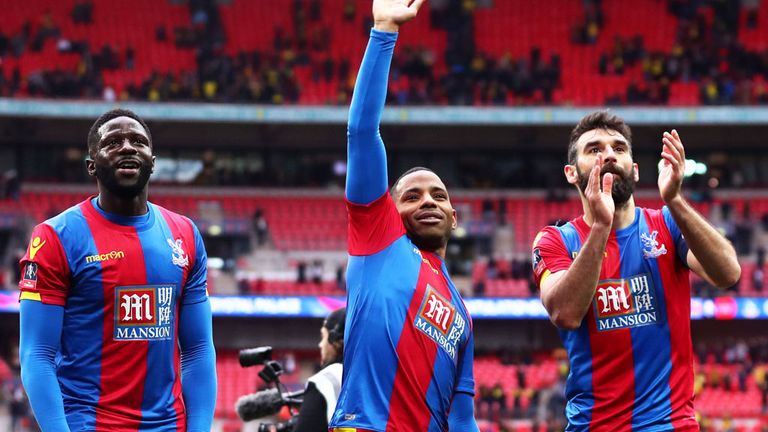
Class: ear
564,164,579,186
85,158,96,177
451,208,458,230
632,162,639,182
151,155,156,174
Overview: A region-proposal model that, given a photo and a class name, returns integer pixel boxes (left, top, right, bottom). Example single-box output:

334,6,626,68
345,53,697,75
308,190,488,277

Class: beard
95,162,152,199
577,163,635,207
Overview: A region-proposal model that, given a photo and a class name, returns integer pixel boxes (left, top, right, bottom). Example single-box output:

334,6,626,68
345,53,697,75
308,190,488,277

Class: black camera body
235,346,304,432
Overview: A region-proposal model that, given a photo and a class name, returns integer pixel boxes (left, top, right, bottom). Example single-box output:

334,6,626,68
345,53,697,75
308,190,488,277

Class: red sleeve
532,226,572,288
19,224,70,306
346,192,406,256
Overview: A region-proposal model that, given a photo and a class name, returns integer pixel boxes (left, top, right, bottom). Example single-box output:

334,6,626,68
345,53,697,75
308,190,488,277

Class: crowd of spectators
600,0,768,106
695,337,768,416
4,0,768,106
474,348,569,431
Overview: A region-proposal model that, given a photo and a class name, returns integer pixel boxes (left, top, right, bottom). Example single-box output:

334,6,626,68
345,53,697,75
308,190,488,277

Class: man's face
393,170,457,252
568,128,638,207
88,116,154,198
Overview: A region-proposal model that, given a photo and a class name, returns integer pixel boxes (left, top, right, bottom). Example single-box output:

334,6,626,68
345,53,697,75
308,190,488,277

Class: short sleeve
346,192,406,256
182,223,208,305
18,224,70,306
662,206,689,264
532,226,572,288
455,333,475,395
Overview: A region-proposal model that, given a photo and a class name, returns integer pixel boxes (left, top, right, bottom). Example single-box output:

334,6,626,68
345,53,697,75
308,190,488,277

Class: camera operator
293,307,345,432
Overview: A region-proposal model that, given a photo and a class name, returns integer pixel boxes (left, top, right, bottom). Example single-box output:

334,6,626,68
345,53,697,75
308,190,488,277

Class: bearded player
18,109,216,431
532,111,740,431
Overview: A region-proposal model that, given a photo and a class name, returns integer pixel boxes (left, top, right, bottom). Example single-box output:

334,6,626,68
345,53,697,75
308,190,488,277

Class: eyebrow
100,129,148,140
401,186,448,195
583,138,628,149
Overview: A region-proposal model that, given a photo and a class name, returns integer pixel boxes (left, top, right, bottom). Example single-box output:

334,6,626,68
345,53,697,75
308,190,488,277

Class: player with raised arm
329,1,478,431
18,109,217,431
532,111,741,431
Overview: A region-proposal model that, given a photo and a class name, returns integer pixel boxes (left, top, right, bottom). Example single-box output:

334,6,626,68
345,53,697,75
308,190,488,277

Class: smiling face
566,128,639,207
392,169,457,252
87,116,154,199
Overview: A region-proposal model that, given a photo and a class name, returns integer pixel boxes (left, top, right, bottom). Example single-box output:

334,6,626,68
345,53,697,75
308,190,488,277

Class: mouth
116,159,141,176
600,165,624,178
415,211,443,225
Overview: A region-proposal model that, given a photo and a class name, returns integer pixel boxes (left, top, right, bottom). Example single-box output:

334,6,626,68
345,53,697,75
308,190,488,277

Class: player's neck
582,196,636,231
96,189,149,217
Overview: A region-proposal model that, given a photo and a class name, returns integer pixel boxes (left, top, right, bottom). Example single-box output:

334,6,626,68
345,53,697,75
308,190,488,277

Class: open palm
373,0,427,29
585,154,615,227
658,130,685,204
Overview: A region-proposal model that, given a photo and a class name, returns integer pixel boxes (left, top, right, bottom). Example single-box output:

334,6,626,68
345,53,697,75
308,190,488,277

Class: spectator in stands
71,0,93,25
309,260,323,284
755,249,766,293
758,365,768,412
533,111,740,429
335,264,346,291
488,383,507,420
125,46,135,71
297,260,307,283
18,109,216,430
156,25,168,42
253,208,269,246
343,0,356,21
331,2,478,431
31,11,60,52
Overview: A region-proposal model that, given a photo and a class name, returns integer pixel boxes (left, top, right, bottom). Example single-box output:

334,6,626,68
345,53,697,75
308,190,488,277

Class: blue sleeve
179,298,217,431
448,391,479,432
345,29,398,205
19,300,71,431
662,206,689,264
182,223,208,305
455,332,475,394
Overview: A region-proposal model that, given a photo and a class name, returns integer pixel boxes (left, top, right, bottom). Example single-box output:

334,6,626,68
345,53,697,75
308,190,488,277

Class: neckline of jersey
576,207,641,239
87,196,155,232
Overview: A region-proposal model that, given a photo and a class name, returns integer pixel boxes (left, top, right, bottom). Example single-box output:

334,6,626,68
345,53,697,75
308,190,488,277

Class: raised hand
586,153,615,228
373,0,427,32
659,129,685,204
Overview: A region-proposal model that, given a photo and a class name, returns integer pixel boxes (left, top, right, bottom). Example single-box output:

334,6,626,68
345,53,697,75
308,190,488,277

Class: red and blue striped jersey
329,193,475,432
532,207,698,432
18,197,208,431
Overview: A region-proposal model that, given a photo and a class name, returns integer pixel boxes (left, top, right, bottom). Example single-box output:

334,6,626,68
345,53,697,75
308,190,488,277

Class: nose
419,193,437,208
117,138,139,154
602,146,617,164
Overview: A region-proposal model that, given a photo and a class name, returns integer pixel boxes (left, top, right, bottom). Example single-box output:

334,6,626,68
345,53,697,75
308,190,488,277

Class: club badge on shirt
641,231,667,259
167,238,189,268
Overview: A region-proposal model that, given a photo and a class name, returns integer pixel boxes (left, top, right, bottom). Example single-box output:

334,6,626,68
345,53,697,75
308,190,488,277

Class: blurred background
0,0,767,431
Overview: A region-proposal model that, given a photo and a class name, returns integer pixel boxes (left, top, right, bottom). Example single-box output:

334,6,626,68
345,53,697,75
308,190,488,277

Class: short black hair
87,108,152,157
389,166,437,197
568,110,632,165
324,307,346,345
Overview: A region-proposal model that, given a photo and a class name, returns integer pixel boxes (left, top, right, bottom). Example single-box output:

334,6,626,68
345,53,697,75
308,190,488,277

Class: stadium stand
2,0,768,105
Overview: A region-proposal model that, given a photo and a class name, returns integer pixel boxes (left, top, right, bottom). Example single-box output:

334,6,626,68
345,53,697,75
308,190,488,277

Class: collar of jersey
576,207,640,239
88,196,155,232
